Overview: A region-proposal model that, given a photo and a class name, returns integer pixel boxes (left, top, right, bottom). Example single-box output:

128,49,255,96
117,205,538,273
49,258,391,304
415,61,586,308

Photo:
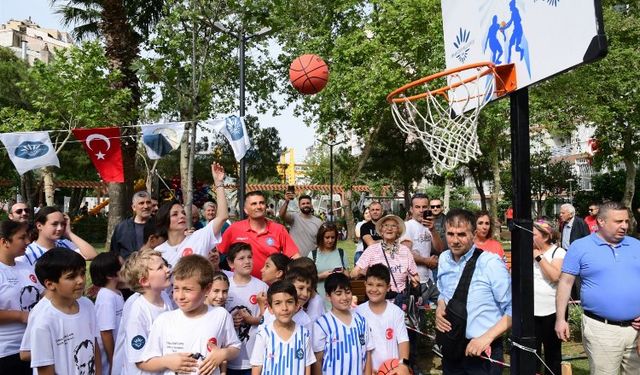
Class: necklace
382,241,399,259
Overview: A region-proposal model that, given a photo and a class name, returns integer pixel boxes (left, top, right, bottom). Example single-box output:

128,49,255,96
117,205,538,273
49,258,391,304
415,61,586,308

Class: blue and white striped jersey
16,238,77,266
250,321,315,375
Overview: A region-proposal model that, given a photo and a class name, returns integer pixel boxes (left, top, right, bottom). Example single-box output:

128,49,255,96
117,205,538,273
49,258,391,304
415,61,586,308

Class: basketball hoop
387,62,516,175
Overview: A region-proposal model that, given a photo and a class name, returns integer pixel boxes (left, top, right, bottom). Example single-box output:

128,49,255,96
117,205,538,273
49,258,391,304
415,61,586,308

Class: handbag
380,243,419,311
435,248,483,361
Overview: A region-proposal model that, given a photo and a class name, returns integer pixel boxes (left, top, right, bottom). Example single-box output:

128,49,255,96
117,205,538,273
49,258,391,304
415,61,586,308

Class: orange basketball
289,54,329,95
377,359,413,375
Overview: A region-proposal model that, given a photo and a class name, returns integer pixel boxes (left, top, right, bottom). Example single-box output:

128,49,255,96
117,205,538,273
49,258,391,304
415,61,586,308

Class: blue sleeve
488,256,512,317
561,242,582,275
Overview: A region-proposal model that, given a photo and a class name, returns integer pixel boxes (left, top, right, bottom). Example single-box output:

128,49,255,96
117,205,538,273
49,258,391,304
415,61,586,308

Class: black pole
238,32,247,219
509,88,537,375
329,143,334,222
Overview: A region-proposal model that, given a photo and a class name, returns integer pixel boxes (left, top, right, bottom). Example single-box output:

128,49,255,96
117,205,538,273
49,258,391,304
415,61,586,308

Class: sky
0,0,315,163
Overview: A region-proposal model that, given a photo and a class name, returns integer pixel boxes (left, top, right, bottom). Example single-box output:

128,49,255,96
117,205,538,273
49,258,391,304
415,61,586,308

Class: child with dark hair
355,264,410,374
139,217,166,252
313,273,372,375
288,257,325,321
259,268,313,330
90,252,124,375
260,253,290,285
225,243,268,375
26,248,101,374
250,280,315,374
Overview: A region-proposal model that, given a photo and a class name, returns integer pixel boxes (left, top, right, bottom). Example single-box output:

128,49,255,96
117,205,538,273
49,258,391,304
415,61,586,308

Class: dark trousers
227,369,251,375
442,338,504,375
0,353,31,375
534,313,562,375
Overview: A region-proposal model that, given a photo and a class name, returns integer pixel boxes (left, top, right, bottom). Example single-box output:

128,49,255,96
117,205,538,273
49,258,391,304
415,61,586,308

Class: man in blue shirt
555,201,640,374
435,209,512,374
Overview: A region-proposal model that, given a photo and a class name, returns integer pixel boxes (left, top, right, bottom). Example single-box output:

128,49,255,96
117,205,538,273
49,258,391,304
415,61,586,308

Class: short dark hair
227,242,252,262
267,280,298,306
287,257,318,290
173,255,214,289
89,252,121,287
155,200,182,237
410,193,429,205
445,208,476,232
299,194,312,203
143,217,163,244
284,267,313,286
597,201,627,221
316,223,338,250
35,248,86,287
0,220,28,241
266,253,290,276
365,264,390,285
324,272,351,295
245,191,265,201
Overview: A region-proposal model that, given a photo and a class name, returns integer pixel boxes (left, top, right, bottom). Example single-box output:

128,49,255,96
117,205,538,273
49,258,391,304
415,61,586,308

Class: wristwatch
399,358,412,367
535,255,543,262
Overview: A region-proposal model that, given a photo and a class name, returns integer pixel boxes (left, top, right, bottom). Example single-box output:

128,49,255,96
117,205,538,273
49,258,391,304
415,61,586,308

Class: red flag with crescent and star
72,127,124,182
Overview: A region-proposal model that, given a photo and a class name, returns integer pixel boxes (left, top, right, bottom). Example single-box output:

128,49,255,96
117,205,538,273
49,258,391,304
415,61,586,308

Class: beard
301,206,313,215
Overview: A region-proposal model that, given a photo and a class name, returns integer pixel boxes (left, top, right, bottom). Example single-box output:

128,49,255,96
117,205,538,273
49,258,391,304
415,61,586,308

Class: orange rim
386,62,516,103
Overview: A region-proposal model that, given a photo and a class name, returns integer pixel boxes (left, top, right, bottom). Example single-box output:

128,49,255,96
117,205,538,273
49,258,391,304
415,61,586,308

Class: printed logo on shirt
207,337,218,352
182,248,194,256
385,328,394,340
73,339,96,374
295,348,304,360
359,333,366,345
249,294,258,304
266,237,275,246
19,285,40,311
29,274,38,283
131,335,146,350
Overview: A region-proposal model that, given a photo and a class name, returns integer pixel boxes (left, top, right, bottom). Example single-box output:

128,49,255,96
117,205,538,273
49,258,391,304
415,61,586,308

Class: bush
72,215,108,244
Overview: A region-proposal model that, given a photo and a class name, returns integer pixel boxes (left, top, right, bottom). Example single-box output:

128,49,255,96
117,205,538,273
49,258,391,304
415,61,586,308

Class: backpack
312,248,346,268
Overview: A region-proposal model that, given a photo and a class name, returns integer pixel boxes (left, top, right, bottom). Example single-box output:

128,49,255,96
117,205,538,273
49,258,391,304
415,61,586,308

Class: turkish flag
72,127,125,182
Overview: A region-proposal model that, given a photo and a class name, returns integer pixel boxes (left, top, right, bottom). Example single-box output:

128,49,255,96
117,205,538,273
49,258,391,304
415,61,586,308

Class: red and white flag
72,127,124,182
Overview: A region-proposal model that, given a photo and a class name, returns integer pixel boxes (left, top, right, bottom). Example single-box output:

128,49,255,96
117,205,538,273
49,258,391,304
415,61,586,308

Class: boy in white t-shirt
260,269,314,331
139,255,240,375
89,252,125,375
250,280,315,375
113,248,174,375
355,264,411,375
312,273,373,375
225,243,268,375
288,257,325,321
27,248,101,375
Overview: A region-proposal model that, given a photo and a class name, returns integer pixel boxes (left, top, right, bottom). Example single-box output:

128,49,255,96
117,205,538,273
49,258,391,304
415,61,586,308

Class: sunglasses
13,208,28,215
430,205,441,209
588,208,597,212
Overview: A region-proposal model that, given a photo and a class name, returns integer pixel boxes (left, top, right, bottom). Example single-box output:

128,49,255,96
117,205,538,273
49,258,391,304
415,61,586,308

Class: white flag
203,116,251,161
140,122,185,160
0,131,60,175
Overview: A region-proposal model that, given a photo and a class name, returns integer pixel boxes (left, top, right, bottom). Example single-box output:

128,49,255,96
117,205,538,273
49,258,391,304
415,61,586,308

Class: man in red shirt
217,191,300,278
584,202,599,233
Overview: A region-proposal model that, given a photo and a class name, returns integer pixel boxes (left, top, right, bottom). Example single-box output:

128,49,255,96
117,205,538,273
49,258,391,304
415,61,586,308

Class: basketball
289,54,329,95
377,359,413,375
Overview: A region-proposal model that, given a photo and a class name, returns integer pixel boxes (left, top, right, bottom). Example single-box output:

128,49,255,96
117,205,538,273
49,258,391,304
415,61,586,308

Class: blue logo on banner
453,28,471,63
131,335,146,350
225,116,244,141
15,141,49,159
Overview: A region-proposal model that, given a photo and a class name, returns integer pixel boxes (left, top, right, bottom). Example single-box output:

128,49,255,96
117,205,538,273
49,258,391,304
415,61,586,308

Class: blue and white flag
203,116,251,161
0,131,60,175
141,122,185,160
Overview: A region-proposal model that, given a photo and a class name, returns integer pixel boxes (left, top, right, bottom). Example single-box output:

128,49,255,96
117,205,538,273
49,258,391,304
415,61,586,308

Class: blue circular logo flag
15,141,49,159
225,116,244,141
131,335,146,350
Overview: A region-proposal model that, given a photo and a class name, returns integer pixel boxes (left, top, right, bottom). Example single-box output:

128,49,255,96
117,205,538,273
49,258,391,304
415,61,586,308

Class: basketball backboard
442,0,607,96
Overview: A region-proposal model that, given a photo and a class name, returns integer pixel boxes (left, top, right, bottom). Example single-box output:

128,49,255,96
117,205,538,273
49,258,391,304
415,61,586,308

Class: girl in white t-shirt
0,220,42,374
154,163,228,269
17,206,97,266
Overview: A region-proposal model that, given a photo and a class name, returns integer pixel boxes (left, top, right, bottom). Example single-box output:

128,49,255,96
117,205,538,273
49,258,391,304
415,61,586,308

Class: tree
0,47,30,109
530,149,577,216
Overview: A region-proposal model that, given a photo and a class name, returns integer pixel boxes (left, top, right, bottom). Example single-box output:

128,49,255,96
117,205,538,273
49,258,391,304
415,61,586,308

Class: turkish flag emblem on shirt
73,127,124,182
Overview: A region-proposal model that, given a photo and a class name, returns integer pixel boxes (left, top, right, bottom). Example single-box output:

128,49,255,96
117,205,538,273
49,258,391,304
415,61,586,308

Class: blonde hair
121,249,163,292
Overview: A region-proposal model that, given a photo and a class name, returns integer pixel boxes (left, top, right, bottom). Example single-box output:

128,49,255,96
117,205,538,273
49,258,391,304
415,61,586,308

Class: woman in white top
532,218,565,375
154,162,228,268
0,220,42,374
18,206,97,266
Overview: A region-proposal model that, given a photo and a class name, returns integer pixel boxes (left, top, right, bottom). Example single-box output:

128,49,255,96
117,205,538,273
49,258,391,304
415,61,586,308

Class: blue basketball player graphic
484,15,505,64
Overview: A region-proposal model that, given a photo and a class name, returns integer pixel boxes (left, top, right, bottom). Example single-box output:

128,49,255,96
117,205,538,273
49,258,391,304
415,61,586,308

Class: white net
390,66,495,175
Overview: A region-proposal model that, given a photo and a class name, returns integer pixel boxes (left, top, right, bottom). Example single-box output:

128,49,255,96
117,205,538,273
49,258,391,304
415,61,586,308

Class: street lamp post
567,178,575,203
318,136,347,222
214,22,271,218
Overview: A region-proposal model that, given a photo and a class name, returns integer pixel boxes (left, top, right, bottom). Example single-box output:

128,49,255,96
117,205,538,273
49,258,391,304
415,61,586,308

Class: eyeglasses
382,224,398,229
430,205,441,209
13,208,28,215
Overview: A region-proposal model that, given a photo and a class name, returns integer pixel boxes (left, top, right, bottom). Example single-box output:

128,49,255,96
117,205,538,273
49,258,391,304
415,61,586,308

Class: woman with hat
532,218,565,375
350,214,419,293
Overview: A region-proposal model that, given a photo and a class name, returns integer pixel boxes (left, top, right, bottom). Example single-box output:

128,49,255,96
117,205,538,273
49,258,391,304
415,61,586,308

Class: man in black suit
559,203,590,300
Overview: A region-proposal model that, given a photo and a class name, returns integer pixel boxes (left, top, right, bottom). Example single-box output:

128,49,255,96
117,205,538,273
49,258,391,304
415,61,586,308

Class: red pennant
72,127,124,182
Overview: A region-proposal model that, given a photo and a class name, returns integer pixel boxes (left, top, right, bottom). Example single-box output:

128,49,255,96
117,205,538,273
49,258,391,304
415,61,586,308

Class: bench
351,279,367,304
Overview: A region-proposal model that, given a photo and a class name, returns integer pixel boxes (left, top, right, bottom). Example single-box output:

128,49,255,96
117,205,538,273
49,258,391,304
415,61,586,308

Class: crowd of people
1,167,640,375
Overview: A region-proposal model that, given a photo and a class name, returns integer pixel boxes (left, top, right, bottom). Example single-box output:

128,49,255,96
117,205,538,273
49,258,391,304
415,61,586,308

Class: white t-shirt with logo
404,219,434,283
250,321,316,373
225,276,268,370
534,245,567,316
29,297,98,375
0,261,43,357
141,306,241,375
356,301,409,371
113,292,174,375
154,219,222,269
95,287,124,375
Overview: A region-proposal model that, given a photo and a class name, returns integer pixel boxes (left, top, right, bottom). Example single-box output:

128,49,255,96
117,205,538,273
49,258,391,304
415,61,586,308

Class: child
250,280,315,375
225,243,268,375
90,252,125,375
260,253,290,285
312,273,372,375
139,217,166,252
355,264,410,375
206,271,231,374
260,268,313,330
139,255,240,375
289,257,325,321
27,248,101,374
112,249,174,375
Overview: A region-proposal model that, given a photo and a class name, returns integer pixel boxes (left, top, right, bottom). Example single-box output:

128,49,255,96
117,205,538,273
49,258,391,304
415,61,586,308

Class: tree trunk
444,177,451,213
180,127,191,223
469,168,487,211
42,167,55,206
623,156,636,231
68,188,86,216
490,154,501,238
403,180,411,219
